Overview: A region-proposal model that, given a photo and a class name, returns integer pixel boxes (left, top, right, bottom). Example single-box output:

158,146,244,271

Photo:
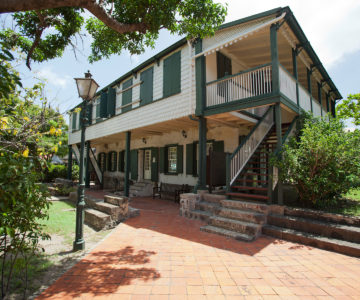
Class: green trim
307,69,313,113
204,94,279,116
279,93,300,114
326,93,330,113
195,54,206,116
124,131,131,197
198,117,207,189
292,49,300,106
318,82,323,117
206,63,271,86
194,39,202,55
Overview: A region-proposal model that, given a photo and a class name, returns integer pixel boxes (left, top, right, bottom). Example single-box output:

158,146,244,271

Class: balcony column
124,131,131,197
270,24,280,95
67,145,73,180
275,103,283,205
326,93,330,114
85,141,90,188
307,68,313,113
292,48,299,107
198,117,207,191
318,82,323,117
195,39,206,116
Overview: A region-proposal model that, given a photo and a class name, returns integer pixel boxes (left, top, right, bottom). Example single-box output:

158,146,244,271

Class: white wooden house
68,6,341,203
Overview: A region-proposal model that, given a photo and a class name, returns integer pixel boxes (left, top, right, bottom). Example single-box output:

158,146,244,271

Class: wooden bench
153,183,193,202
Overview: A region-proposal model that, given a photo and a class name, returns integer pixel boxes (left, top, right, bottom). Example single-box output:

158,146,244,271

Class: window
168,146,177,173
95,98,101,122
122,78,133,113
72,112,77,131
163,51,181,98
98,152,106,172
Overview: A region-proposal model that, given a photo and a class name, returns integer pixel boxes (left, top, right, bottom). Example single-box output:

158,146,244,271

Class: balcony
205,63,327,117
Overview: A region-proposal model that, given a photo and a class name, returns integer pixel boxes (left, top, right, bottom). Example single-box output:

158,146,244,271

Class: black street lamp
73,70,99,251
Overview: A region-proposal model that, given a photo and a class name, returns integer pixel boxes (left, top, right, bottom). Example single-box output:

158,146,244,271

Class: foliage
72,164,79,181
0,81,67,297
336,93,360,126
272,112,360,208
44,163,67,182
0,0,227,67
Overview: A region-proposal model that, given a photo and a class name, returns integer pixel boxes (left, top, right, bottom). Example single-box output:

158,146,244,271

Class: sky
7,0,360,128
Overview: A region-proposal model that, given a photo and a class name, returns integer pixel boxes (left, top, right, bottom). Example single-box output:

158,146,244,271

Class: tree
336,93,360,126
0,0,227,68
272,113,360,208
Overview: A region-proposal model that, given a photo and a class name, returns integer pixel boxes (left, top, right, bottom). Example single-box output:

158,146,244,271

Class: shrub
72,164,79,181
272,113,360,208
44,163,67,182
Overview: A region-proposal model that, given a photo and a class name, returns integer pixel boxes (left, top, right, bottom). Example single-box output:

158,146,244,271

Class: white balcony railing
206,64,272,107
299,85,312,112
313,100,322,117
279,65,297,104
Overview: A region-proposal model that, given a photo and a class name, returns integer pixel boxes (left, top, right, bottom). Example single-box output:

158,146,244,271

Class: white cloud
216,0,360,68
36,67,72,88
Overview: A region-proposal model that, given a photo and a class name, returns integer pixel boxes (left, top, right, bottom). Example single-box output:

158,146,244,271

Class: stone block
180,193,200,217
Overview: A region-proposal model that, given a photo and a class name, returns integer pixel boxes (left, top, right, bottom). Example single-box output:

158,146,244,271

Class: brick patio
37,196,360,299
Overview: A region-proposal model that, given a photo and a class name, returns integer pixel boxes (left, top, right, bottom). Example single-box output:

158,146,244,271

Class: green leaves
272,112,360,208
336,93,360,126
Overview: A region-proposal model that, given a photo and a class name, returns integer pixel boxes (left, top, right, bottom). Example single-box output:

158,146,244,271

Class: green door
151,147,159,182
130,149,138,180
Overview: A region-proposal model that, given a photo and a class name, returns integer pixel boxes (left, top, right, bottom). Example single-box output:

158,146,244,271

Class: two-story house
68,6,341,205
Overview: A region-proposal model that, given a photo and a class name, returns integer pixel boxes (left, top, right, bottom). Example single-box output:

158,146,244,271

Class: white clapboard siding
69,44,192,144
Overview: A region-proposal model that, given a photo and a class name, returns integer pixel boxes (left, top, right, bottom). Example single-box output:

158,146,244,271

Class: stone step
209,216,261,236
221,199,269,214
84,208,113,231
268,214,360,244
263,225,360,258
200,225,254,242
93,201,123,222
202,193,226,204
188,210,212,222
219,207,266,224
104,195,128,206
284,207,360,227
195,201,221,213
226,192,269,201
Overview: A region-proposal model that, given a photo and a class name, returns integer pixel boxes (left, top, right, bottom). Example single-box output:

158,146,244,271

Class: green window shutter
186,143,194,175
95,101,100,122
122,78,133,113
118,150,125,172
98,152,106,172
100,92,108,118
151,147,159,182
212,141,224,153
86,103,93,124
130,149,138,180
107,87,116,117
72,112,77,130
176,145,183,174
140,67,153,106
159,147,165,173
108,151,117,172
163,51,181,98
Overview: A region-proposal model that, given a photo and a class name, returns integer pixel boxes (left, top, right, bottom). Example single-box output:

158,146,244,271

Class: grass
38,200,76,245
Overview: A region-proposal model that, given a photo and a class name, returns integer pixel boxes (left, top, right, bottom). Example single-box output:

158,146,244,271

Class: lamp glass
75,78,99,101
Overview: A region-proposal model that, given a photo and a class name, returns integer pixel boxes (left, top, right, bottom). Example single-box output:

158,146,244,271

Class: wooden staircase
227,124,289,203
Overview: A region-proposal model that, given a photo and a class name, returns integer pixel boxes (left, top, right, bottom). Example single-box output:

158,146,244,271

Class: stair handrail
227,105,275,188
274,115,299,156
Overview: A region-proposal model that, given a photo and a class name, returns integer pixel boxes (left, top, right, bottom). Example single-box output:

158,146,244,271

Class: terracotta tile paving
37,194,360,300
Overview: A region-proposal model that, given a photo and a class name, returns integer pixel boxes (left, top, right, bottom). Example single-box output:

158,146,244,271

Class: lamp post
73,70,99,251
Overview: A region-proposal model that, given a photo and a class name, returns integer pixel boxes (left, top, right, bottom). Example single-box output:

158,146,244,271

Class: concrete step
202,193,226,204
188,210,212,222
93,201,123,222
221,199,269,214
200,225,254,242
219,207,266,224
209,216,261,236
104,195,128,206
268,214,360,244
195,201,221,213
263,225,360,258
84,208,113,231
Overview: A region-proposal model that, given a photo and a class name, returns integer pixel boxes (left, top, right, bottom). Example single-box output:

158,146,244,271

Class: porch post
275,103,283,205
85,141,90,188
307,68,313,113
195,39,206,116
198,117,207,190
326,93,330,114
292,48,299,107
67,145,72,180
270,24,280,95
318,82,323,117
124,131,131,197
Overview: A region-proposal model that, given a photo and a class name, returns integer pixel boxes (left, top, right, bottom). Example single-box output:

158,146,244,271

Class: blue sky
7,1,360,128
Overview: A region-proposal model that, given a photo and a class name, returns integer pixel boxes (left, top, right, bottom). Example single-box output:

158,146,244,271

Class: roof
70,6,341,112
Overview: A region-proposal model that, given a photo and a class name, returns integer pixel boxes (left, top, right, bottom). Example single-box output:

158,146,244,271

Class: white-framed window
168,146,177,173
94,97,101,122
